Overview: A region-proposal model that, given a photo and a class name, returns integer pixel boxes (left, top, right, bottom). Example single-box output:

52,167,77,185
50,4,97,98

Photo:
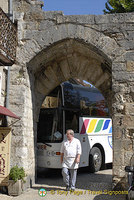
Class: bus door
79,117,90,167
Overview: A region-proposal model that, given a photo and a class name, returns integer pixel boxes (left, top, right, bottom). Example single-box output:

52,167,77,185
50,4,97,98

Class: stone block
114,53,126,62
24,21,39,30
113,151,124,166
113,166,126,178
113,139,122,151
8,180,22,196
75,15,95,24
126,61,134,72
122,115,134,128
39,20,55,30
123,23,134,31
113,127,122,139
125,103,134,115
124,152,134,166
126,52,134,61
125,13,134,22
24,10,45,21
16,147,28,158
112,63,126,72
109,13,125,23
126,31,134,40
118,40,134,51
122,140,133,151
42,11,63,20
57,15,95,25
101,23,121,33
113,72,134,82
95,14,110,24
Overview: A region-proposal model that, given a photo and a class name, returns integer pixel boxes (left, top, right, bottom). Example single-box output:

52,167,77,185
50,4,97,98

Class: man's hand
75,154,80,163
60,153,64,163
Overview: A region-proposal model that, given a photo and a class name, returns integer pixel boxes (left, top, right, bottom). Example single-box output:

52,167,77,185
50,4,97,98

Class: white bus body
37,117,112,170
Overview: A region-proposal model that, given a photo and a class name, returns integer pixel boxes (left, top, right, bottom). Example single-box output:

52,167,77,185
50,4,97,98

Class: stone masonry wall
9,0,134,189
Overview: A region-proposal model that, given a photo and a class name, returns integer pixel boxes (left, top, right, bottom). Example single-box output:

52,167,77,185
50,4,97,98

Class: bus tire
89,147,102,173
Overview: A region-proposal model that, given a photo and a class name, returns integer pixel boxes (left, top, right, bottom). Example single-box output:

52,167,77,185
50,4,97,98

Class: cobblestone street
0,167,127,200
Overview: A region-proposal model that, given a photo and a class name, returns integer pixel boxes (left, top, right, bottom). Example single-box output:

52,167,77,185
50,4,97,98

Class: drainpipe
8,0,13,21
6,67,10,109
6,0,12,112
6,0,12,110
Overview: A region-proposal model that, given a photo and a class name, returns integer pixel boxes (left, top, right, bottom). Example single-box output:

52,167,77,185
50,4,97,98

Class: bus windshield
37,86,63,143
63,82,108,116
37,80,108,144
37,109,63,143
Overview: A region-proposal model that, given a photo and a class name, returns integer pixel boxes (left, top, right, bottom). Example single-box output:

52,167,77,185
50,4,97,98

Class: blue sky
43,0,107,15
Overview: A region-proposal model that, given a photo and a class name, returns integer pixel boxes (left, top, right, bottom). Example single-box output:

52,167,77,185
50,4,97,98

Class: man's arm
75,140,82,163
75,154,81,163
60,153,64,163
60,141,64,163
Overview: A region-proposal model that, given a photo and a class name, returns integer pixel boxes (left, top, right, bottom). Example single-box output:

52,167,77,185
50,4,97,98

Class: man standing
60,129,82,191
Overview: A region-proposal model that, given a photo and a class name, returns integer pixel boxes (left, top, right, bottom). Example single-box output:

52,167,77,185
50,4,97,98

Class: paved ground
0,166,127,200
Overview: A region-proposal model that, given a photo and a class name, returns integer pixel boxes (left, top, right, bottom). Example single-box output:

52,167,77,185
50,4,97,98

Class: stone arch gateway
9,0,134,190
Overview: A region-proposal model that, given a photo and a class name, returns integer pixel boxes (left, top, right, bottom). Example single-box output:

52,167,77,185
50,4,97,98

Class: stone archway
9,7,133,190
27,37,114,186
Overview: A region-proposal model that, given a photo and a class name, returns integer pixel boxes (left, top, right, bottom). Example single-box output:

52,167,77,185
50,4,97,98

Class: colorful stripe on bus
80,118,112,134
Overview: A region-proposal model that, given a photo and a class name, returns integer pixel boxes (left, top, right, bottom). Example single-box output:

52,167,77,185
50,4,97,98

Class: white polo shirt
60,138,82,169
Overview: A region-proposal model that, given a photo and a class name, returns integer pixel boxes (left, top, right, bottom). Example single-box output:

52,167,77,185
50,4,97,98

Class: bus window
65,110,79,133
63,82,79,109
63,82,108,117
42,86,62,109
37,108,63,143
78,87,108,117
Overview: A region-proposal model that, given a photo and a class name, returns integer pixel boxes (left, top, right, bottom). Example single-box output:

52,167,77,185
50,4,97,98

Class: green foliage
103,0,134,14
9,166,26,183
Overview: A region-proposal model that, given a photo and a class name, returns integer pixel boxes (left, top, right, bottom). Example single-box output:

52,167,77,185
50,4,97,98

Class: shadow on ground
35,164,113,191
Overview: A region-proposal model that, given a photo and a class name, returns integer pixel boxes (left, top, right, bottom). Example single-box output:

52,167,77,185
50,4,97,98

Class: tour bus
37,80,112,172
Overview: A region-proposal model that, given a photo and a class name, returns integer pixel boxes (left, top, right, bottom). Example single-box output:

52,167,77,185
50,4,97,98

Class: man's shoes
66,186,70,191
70,188,75,191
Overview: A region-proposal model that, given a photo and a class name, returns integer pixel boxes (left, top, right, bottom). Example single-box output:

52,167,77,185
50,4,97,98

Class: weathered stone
117,40,134,51
113,166,126,178
95,14,110,24
122,140,133,151
109,13,125,23
126,51,134,61
113,151,124,166
38,20,55,30
121,115,134,128
112,63,126,72
124,152,134,166
0,0,133,190
126,61,134,72
125,13,134,22
16,147,28,158
113,72,134,82
125,103,134,115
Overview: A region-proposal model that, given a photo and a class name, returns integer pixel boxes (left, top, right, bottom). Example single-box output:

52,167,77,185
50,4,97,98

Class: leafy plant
9,166,26,183
103,0,134,14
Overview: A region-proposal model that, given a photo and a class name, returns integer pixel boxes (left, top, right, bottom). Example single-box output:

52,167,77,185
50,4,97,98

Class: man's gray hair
66,129,74,136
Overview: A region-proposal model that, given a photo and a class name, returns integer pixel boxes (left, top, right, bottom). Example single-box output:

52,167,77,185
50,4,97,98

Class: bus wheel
89,147,102,173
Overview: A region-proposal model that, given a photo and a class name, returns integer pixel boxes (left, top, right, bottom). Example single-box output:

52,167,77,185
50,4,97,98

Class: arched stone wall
26,31,117,186
8,1,134,189
27,37,113,187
